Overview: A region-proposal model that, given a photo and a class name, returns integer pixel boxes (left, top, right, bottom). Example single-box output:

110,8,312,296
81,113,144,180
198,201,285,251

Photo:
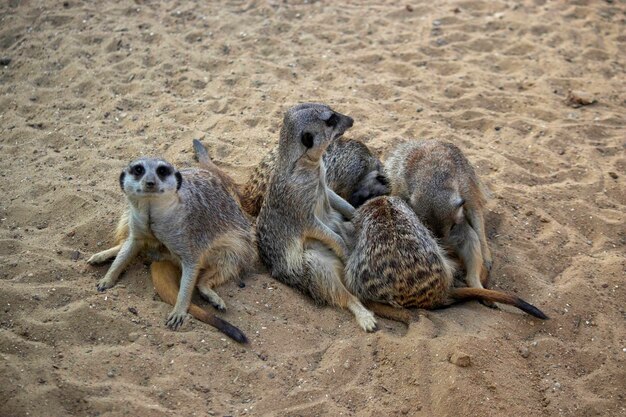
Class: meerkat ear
301,132,314,148
175,171,183,190
119,171,126,190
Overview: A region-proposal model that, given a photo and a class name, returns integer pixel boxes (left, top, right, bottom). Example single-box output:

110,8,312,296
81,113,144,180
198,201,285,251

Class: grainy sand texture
1,0,624,416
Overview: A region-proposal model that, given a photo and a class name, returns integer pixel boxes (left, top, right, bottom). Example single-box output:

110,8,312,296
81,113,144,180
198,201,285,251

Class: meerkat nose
146,181,155,188
346,116,354,128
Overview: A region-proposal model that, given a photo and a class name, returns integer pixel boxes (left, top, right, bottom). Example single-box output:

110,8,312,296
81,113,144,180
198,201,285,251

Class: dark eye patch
131,165,145,176
156,165,171,177
301,132,314,148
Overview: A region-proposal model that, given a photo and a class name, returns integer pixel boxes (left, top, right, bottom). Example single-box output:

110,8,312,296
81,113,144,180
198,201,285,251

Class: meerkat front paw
165,309,188,330
88,252,110,265
96,277,116,292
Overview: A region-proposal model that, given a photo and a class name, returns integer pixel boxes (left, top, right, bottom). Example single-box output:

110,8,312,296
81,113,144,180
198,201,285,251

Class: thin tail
192,139,244,204
364,300,411,325
193,139,215,167
150,261,249,343
448,287,548,319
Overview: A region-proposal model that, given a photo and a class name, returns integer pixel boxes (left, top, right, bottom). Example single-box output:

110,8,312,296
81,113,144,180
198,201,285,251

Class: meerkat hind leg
305,245,377,332
197,269,226,311
450,222,496,308
466,208,492,284
88,244,122,265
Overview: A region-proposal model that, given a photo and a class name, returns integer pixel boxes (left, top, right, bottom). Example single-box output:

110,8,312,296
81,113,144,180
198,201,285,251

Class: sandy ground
1,0,625,416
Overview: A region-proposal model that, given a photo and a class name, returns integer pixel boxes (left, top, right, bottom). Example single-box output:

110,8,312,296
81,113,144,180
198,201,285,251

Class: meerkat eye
325,113,338,127
301,132,314,148
156,166,171,177
131,165,145,176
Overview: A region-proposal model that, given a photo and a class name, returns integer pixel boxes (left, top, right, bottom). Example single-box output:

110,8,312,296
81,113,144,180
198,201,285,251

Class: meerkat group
89,102,547,343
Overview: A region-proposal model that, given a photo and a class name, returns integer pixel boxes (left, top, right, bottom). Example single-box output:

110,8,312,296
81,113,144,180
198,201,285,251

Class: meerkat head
279,103,354,163
119,157,182,199
349,170,391,208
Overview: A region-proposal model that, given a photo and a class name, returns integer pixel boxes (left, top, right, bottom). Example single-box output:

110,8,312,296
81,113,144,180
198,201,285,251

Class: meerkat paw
96,277,116,292
348,302,377,332
198,287,227,311
356,309,378,332
165,310,188,331
88,252,110,265
483,259,493,273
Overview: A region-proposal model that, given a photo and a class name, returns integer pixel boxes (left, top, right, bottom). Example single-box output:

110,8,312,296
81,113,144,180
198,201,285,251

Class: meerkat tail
192,139,214,167
447,288,548,319
150,261,249,343
363,300,411,325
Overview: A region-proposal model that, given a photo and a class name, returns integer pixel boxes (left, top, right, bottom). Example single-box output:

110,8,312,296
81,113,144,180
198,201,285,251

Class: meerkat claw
484,259,493,272
96,278,114,292
357,312,378,333
166,311,187,330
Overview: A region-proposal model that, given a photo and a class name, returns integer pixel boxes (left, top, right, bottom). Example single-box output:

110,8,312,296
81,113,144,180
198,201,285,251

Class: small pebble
566,90,596,108
128,306,138,315
128,332,139,342
107,369,115,378
449,351,471,367
608,171,618,179
70,250,80,261
0,57,11,66
519,346,530,358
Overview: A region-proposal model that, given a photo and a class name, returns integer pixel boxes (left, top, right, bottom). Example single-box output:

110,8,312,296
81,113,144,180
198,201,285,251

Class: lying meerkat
87,151,254,342
345,196,548,319
241,136,389,217
385,140,493,290
256,103,379,332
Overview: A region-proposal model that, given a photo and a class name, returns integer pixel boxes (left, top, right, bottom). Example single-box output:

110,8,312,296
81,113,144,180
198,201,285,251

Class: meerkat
256,103,381,332
241,137,390,217
87,152,255,342
345,196,548,319
385,140,493,290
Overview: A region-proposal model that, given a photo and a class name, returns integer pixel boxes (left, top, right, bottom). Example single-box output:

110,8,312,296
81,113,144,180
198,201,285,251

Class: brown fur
345,196,548,319
385,140,493,290
256,103,379,332
88,149,254,342
241,137,389,217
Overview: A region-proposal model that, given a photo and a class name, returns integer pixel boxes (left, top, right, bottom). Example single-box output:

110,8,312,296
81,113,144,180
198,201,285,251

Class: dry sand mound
1,1,624,416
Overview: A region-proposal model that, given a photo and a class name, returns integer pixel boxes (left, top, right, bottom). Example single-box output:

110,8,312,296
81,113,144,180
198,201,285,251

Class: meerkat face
282,103,354,162
120,158,182,198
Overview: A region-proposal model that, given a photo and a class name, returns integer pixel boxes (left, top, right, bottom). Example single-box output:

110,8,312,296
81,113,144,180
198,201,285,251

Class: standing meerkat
345,196,548,319
87,150,255,342
241,137,390,217
256,103,379,332
385,140,493,290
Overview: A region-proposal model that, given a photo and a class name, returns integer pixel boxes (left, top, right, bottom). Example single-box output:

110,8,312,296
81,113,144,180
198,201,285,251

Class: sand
1,0,624,416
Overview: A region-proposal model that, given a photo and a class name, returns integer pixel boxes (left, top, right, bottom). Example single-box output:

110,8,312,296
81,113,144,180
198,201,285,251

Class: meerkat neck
127,194,180,217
